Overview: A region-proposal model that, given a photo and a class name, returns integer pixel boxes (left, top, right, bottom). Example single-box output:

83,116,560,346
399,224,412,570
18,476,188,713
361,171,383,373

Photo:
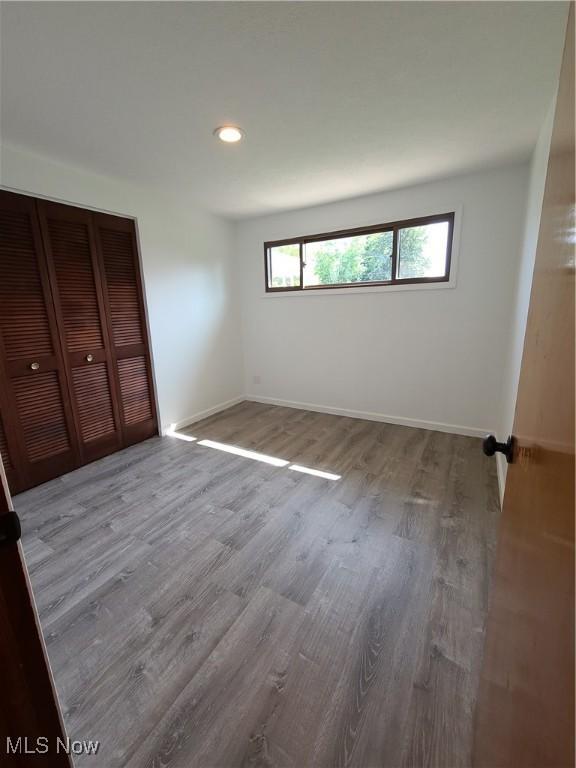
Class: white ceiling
1,2,568,219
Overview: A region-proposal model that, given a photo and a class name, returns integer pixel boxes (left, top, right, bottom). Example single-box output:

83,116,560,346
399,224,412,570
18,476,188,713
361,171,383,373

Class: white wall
0,144,244,432
236,164,529,437
495,100,556,499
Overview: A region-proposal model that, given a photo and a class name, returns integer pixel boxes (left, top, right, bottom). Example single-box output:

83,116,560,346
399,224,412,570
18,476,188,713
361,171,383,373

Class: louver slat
100,229,144,347
71,363,116,443
13,371,70,463
0,209,53,360
48,218,104,353
117,357,153,425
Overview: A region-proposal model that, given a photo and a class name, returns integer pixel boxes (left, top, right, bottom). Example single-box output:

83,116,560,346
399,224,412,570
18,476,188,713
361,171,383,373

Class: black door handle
0,511,21,548
483,434,515,464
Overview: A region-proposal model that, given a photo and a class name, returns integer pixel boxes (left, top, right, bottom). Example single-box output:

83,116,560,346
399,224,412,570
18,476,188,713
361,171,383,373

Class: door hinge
0,511,22,548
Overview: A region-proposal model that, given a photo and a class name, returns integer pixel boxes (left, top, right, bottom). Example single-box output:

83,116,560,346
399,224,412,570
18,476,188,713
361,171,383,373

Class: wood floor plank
124,586,305,768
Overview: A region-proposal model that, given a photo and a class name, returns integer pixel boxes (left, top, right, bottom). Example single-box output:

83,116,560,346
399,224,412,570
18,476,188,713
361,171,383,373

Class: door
0,192,78,493
94,212,158,446
473,8,574,768
0,192,157,494
0,455,72,767
38,200,123,465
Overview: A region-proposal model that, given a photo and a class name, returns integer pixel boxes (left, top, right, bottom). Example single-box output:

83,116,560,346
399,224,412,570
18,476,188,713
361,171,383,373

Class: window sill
262,279,457,298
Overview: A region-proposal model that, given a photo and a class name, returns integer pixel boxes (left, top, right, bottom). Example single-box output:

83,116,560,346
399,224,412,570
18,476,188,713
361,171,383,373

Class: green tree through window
311,236,364,285
397,226,429,279
308,227,428,285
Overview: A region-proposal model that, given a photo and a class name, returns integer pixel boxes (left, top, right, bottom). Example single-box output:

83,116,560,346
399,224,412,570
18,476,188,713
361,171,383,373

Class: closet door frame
37,199,125,466
0,191,80,492
93,212,158,446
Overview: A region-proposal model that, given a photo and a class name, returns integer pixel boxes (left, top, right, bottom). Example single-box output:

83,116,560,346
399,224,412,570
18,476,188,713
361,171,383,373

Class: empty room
0,2,574,767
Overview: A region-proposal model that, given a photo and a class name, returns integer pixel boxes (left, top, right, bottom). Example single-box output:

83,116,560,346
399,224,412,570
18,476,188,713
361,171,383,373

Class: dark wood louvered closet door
0,191,157,494
37,201,124,465
0,191,78,492
94,213,157,446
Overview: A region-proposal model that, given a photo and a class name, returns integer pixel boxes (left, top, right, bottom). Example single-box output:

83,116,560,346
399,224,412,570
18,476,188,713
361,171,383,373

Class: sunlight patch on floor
165,425,197,442
165,431,341,480
197,439,290,467
288,464,341,481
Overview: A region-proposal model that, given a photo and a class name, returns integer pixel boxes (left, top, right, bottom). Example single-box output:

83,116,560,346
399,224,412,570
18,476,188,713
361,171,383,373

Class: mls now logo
6,736,100,755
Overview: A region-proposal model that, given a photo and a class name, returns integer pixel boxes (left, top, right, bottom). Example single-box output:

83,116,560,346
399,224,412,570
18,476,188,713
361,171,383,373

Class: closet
0,190,157,493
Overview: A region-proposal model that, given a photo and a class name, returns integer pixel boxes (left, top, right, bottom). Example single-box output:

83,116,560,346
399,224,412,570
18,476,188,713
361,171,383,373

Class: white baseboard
245,394,490,439
161,396,245,434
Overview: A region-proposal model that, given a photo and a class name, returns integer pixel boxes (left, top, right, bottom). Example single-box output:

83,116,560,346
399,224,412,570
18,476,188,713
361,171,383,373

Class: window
267,243,300,289
265,212,454,292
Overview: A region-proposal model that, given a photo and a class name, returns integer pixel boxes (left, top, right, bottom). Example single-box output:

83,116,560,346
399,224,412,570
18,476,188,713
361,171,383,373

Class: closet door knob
29,362,40,371
85,354,94,362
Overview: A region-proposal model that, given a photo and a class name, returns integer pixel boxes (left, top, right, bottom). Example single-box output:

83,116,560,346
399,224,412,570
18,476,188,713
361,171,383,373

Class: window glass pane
268,244,300,288
397,221,449,279
303,230,393,287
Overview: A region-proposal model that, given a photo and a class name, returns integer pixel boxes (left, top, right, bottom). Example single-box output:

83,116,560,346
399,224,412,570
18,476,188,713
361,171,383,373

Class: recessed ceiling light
214,125,244,143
